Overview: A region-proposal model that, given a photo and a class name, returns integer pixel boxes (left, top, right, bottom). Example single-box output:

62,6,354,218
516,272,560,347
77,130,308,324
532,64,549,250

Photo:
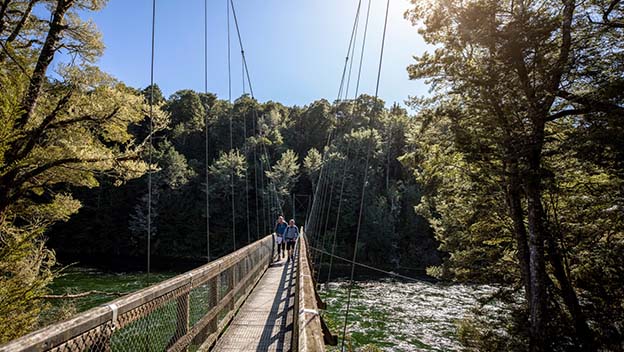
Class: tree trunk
546,235,595,350
506,159,532,302
0,0,12,34
0,0,39,63
6,0,37,42
386,131,391,192
525,125,548,352
17,0,74,129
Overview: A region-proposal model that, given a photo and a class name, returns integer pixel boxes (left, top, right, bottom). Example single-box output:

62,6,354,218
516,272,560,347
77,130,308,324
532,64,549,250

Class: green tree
129,140,196,251
303,147,322,189
282,99,334,159
405,0,624,350
266,149,300,209
0,0,165,340
166,89,206,139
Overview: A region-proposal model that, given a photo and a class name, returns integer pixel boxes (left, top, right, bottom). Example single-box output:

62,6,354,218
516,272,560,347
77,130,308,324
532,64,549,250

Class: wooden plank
212,257,297,352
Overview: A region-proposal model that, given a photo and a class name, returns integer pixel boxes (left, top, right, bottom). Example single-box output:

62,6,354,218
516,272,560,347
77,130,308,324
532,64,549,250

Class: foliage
303,147,322,187
0,221,55,343
266,149,300,204
404,0,624,350
46,92,441,274
0,0,164,340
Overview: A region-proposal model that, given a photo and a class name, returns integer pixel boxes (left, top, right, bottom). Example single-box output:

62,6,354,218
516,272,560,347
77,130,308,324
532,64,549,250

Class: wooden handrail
295,233,326,351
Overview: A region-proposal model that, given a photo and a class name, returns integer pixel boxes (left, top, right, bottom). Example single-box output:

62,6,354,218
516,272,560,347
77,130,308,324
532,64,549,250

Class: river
320,280,510,351
42,267,177,326
45,268,509,351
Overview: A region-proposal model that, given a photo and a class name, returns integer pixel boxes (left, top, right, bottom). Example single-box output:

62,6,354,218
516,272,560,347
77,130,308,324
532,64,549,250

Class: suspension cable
341,1,391,350
226,0,236,251
354,0,373,98
311,161,330,243
229,0,254,98
261,138,284,218
325,0,373,283
316,161,336,253
307,116,337,244
310,162,331,258
322,103,358,287
310,0,367,253
307,165,326,246
242,58,246,95
308,0,370,277
147,0,156,285
310,246,429,283
321,0,374,282
343,5,361,100
337,0,363,101
230,14,261,237
325,144,351,284
228,0,284,236
374,0,390,98
315,161,339,281
230,11,251,245
308,0,373,291
243,109,251,244
252,111,261,239
204,0,211,262
257,130,268,234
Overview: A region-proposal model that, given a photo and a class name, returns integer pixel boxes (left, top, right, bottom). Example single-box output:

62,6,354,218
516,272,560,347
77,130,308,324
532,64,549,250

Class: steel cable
147,0,156,285
340,1,391,350
204,0,211,262
229,0,283,233
310,246,430,284
226,0,237,251
337,0,363,101
354,0,373,98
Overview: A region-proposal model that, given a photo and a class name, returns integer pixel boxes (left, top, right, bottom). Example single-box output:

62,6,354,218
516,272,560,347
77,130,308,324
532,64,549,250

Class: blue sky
82,0,431,108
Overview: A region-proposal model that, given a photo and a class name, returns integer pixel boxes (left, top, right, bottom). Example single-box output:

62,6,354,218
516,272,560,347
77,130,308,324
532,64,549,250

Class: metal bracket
299,308,319,316
107,303,119,331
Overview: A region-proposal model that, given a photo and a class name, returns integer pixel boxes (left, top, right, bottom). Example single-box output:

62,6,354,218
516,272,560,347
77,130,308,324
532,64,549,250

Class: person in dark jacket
274,216,287,258
283,219,299,262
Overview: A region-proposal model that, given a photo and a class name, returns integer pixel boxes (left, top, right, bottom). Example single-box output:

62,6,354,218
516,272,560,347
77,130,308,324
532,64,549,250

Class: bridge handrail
0,235,275,352
294,232,326,351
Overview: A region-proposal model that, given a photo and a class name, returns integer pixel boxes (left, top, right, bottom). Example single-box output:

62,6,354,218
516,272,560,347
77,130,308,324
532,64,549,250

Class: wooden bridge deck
212,256,297,351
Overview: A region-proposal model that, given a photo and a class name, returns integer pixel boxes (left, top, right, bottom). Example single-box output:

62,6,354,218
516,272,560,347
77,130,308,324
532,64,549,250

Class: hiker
274,216,287,258
284,219,299,262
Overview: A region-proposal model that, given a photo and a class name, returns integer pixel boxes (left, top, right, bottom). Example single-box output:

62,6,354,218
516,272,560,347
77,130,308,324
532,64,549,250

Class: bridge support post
209,276,219,334
228,265,235,313
190,276,220,349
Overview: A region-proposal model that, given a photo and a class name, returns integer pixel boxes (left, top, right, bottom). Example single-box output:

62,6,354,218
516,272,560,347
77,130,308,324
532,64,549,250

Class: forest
46,88,442,274
1,0,623,351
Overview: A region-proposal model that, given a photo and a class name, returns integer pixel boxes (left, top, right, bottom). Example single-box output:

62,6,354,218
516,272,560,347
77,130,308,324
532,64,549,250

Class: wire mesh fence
0,235,275,352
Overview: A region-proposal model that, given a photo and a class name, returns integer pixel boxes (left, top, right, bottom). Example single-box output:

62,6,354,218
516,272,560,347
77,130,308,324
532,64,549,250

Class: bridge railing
294,233,326,351
0,235,275,352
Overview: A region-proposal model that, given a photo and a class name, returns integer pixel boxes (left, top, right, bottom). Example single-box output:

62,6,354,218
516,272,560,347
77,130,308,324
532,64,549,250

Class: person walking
274,216,287,258
283,219,299,263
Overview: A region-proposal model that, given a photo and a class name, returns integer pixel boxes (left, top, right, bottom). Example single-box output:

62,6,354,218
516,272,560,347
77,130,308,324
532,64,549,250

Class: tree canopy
404,0,624,350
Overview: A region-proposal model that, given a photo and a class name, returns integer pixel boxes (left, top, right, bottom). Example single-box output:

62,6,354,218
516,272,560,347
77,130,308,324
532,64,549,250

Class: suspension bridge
0,0,409,350
0,233,331,352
